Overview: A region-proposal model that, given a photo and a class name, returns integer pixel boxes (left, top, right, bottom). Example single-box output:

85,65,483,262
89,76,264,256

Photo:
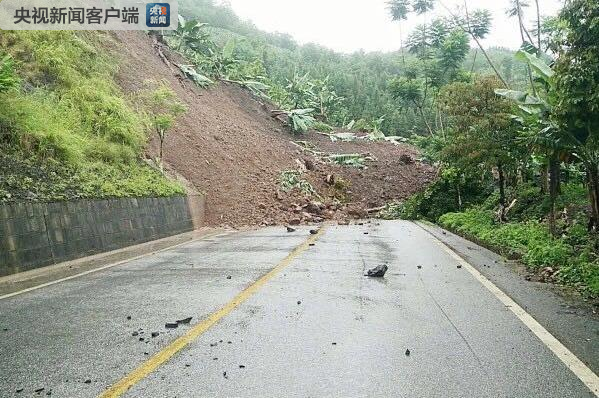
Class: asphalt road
0,221,597,397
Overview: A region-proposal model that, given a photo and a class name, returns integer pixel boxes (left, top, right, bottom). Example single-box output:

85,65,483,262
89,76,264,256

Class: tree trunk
586,163,599,232
534,0,542,52
417,106,434,136
471,36,510,89
540,164,548,193
498,162,506,221
548,156,559,236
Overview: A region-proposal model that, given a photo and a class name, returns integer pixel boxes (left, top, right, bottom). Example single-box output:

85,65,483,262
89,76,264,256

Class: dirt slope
111,32,436,227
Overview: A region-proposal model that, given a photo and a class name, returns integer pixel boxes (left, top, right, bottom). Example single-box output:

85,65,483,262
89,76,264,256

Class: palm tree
386,0,411,65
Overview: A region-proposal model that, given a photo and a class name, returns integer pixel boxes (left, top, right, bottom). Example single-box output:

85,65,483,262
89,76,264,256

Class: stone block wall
0,196,196,276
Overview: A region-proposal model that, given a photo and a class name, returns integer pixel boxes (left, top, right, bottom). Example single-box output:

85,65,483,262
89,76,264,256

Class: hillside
112,31,436,227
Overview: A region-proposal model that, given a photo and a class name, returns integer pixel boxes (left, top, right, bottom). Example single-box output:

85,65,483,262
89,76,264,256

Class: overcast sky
219,0,564,53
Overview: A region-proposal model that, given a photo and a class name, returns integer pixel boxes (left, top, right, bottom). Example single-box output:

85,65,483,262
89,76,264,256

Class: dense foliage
172,0,529,136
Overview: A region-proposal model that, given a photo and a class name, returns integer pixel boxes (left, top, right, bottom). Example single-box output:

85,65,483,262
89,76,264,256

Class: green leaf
514,50,554,80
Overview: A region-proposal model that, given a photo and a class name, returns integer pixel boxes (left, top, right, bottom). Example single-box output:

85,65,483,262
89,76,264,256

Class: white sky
219,0,564,53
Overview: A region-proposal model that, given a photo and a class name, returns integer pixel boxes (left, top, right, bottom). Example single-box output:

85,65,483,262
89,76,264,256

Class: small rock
286,226,296,233
309,243,316,247
177,317,193,325
365,265,388,278
332,342,337,345
239,365,246,369
165,322,179,329
405,349,411,356
84,380,91,384
309,229,318,235
132,331,139,337
457,265,462,269
126,316,131,321
151,332,159,338
34,388,44,393
226,275,232,279
227,341,232,344
210,343,217,347
139,337,145,342
223,371,228,379
297,300,302,305
16,388,23,393
417,265,422,269
442,231,447,235
363,232,369,235
46,391,51,396
185,364,191,368
213,357,218,360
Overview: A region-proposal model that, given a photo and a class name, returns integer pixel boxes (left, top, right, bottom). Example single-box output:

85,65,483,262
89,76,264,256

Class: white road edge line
415,221,599,397
0,232,229,301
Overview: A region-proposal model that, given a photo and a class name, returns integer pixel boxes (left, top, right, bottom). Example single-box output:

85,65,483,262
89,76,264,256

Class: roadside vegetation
377,0,599,297
0,31,185,202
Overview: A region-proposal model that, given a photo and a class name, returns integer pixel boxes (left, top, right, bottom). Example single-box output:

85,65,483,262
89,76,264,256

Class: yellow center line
99,227,326,398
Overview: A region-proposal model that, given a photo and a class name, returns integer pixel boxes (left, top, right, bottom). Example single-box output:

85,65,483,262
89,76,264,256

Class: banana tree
495,49,565,234
171,15,213,55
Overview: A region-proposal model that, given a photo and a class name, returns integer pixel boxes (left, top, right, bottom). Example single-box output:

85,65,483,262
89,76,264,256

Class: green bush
439,208,597,297
0,31,186,200
0,31,144,164
0,150,184,202
313,121,334,133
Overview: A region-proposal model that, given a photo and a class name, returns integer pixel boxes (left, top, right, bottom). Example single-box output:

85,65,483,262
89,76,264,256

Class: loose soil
112,32,437,228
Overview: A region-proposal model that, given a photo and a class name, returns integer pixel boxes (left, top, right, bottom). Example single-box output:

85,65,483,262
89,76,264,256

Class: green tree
139,83,187,169
439,76,519,218
552,0,599,231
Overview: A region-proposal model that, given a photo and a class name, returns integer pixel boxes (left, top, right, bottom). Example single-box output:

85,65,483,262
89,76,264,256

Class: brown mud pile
112,32,437,228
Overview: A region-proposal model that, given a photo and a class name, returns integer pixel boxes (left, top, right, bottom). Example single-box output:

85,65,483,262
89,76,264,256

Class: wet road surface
0,221,597,397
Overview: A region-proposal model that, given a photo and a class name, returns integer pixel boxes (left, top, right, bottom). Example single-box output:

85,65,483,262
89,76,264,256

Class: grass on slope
0,31,184,201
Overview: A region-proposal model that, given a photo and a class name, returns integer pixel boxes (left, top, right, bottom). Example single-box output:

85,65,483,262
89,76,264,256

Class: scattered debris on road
405,349,411,356
151,332,160,338
310,229,319,235
84,379,91,384
126,316,131,320
297,300,302,305
177,317,193,325
457,265,462,269
365,264,388,278
226,275,232,279
223,371,228,379
286,226,296,233
165,322,179,329
239,365,245,369
417,265,422,269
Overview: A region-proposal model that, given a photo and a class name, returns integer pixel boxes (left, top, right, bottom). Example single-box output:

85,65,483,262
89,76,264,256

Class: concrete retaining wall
0,196,201,277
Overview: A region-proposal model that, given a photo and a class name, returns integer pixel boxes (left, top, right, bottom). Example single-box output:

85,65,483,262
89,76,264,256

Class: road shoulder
416,221,599,375
0,228,226,299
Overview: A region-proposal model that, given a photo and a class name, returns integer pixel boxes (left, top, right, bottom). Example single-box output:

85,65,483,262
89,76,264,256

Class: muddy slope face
112,32,436,227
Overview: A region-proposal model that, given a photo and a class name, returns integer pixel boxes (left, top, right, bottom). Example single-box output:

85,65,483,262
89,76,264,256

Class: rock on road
0,221,597,397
